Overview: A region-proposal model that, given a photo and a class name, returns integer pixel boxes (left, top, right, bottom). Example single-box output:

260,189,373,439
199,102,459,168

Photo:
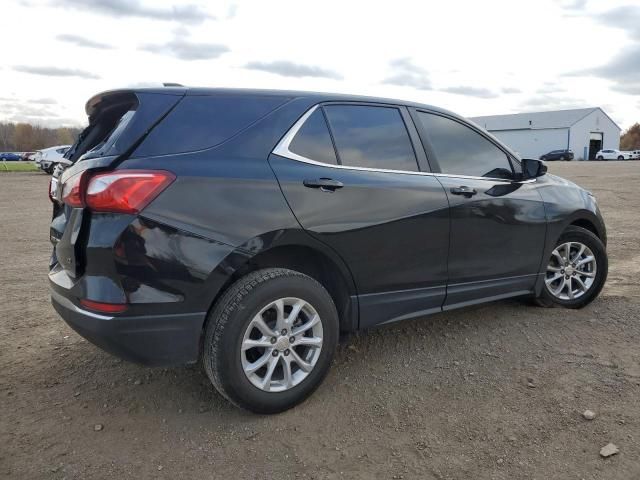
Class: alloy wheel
241,297,323,392
545,242,597,300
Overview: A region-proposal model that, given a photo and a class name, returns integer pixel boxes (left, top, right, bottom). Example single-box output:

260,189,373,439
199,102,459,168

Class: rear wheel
203,268,339,413
535,226,607,308
559,156,565,161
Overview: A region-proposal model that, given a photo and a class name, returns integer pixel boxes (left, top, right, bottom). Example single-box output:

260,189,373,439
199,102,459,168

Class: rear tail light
61,171,87,207
60,170,175,214
86,170,175,214
80,299,128,313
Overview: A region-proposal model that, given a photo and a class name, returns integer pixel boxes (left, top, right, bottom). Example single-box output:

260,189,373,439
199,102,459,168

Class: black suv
50,88,608,413
540,149,574,161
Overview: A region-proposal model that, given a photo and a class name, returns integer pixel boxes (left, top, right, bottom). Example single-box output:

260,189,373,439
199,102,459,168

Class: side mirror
521,158,547,180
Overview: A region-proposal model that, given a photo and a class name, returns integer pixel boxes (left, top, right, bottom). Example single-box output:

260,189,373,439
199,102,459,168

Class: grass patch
0,161,39,172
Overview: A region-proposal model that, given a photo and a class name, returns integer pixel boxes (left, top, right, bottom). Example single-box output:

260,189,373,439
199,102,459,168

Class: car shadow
35,297,566,418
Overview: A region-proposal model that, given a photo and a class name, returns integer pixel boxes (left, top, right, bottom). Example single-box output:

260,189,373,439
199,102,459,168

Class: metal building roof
470,107,620,131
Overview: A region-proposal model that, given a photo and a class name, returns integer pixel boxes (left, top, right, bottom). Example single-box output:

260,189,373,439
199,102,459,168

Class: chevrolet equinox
50,87,608,413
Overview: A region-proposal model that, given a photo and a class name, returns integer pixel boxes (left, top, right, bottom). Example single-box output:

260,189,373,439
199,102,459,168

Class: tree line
620,123,640,151
0,122,82,152
2,119,638,154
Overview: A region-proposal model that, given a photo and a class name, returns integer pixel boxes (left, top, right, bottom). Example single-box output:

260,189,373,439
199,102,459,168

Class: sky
1,0,639,130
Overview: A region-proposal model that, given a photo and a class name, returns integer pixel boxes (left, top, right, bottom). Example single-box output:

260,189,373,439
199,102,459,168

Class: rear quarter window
134,94,289,157
288,108,338,165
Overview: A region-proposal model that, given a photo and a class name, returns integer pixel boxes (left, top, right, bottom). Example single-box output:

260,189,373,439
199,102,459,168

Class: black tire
202,268,339,414
596,156,604,160
559,156,565,161
534,226,607,309
617,155,624,161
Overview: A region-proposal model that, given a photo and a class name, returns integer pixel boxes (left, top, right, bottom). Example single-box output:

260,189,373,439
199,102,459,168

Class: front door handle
450,186,477,198
303,178,344,191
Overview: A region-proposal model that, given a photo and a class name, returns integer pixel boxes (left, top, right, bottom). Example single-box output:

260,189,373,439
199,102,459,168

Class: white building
470,107,621,160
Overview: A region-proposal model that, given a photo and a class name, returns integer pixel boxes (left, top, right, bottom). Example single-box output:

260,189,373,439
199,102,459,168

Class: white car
34,145,71,174
594,149,632,161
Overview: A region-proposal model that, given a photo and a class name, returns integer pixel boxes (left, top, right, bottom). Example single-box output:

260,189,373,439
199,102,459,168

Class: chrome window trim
272,105,324,164
272,104,533,185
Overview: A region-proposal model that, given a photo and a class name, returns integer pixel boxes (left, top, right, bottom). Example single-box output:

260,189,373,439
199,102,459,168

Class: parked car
21,151,36,161
35,145,71,173
0,152,22,161
539,149,574,161
49,87,609,413
629,150,640,160
595,149,632,160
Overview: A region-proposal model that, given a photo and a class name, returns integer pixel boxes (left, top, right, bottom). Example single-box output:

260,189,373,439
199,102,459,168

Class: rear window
134,94,289,157
68,94,138,161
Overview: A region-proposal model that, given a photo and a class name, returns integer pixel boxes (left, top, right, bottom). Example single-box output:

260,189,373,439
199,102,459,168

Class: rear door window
288,109,338,164
135,94,289,157
323,105,418,171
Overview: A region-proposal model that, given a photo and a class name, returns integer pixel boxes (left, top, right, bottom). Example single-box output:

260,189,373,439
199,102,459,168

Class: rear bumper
51,290,206,366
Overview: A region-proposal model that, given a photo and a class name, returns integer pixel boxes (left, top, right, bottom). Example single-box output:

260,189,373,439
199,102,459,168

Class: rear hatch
49,89,184,278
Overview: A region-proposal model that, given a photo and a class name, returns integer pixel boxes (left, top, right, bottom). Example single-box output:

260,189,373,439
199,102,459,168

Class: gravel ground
1,162,639,479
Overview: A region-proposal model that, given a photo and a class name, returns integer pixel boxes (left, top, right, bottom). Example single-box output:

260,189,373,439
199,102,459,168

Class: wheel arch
564,209,606,246
202,229,359,337
569,217,601,241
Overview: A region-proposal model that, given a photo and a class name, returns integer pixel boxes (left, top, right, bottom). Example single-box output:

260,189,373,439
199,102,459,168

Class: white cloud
140,39,229,60
53,0,215,24
382,58,432,90
244,60,342,79
13,65,100,79
56,34,114,50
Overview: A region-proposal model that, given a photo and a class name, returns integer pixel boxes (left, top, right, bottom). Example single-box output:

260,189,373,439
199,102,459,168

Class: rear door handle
450,186,477,198
303,178,344,191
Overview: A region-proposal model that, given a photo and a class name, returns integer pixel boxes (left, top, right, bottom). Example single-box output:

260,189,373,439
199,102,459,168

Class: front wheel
596,156,604,160
535,226,607,308
203,268,339,413
618,155,624,161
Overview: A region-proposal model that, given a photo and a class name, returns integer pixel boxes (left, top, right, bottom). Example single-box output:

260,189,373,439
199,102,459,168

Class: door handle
450,186,477,198
303,178,344,191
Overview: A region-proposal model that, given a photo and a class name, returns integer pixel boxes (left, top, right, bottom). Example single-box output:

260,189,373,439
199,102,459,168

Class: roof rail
162,83,184,87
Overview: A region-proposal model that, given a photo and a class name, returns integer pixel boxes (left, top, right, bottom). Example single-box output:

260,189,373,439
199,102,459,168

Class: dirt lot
1,162,639,479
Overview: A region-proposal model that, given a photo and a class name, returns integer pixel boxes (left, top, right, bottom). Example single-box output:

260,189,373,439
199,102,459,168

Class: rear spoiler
64,88,186,163
85,87,186,118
